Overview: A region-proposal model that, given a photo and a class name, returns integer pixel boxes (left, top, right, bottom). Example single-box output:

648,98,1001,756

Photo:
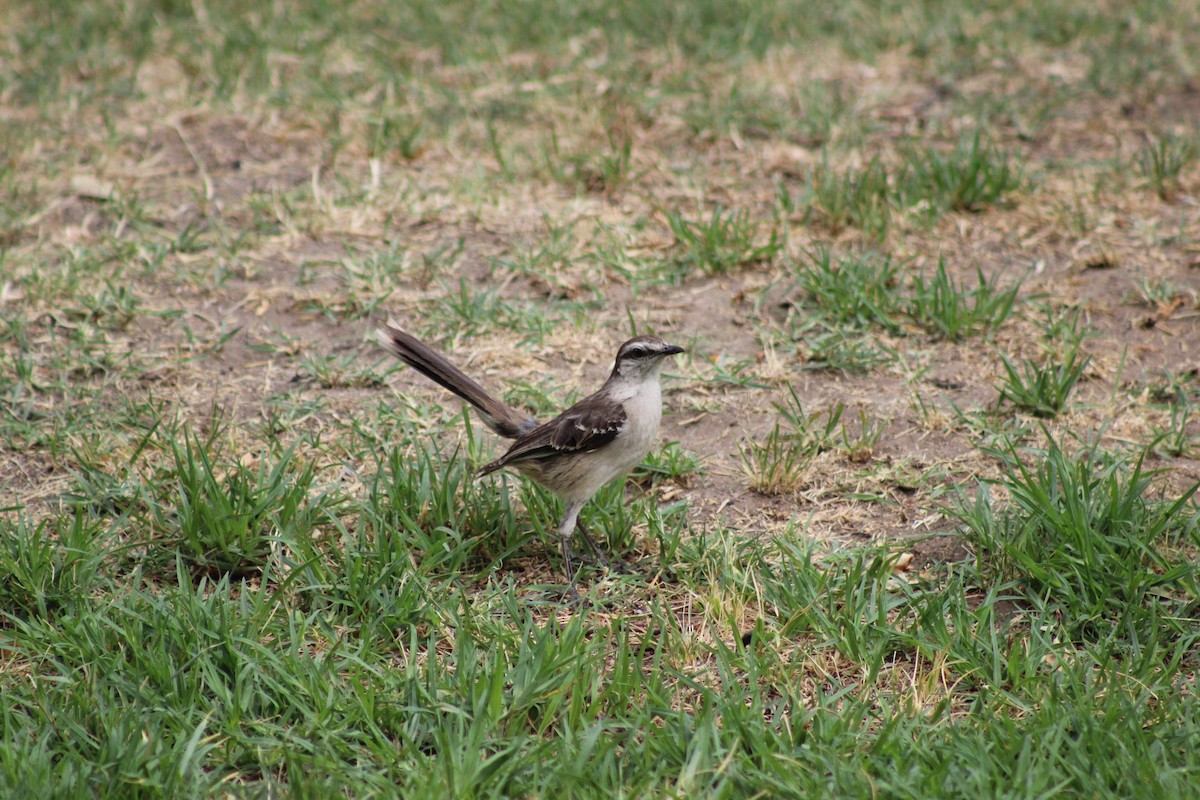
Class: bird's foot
574,522,634,574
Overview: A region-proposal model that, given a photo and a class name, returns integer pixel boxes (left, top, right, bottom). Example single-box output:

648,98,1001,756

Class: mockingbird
377,322,684,583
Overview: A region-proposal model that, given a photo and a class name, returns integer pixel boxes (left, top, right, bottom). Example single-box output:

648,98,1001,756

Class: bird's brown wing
478,396,626,475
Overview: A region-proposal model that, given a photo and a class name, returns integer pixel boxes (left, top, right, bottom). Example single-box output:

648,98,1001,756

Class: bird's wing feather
480,397,626,473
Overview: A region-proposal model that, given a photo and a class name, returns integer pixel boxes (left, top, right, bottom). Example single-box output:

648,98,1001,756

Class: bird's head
611,336,685,381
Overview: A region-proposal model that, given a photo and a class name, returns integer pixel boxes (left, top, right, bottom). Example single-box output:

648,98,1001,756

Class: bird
377,321,685,586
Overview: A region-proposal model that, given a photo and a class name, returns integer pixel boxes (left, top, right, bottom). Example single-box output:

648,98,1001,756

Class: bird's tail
377,322,537,439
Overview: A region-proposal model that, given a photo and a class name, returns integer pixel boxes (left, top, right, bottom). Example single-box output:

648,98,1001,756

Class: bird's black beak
663,344,685,356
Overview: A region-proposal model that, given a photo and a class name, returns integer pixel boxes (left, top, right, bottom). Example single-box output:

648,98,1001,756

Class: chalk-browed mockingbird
377,322,684,582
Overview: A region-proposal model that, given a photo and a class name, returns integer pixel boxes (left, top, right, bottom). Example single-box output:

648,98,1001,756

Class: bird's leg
557,500,586,593
575,519,632,573
556,501,631,591
559,536,582,603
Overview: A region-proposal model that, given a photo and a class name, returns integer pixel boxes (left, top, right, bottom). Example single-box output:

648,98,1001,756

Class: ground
1,2,1199,796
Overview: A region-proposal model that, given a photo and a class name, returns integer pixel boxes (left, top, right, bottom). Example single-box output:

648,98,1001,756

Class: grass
152,433,323,577
784,247,901,331
801,155,895,240
955,433,1200,638
4,0,1200,796
1134,134,1196,201
799,135,1024,240
906,259,1021,341
660,206,782,278
996,343,1091,419
795,327,891,374
739,386,842,495
900,133,1025,217
544,127,636,196
1152,401,1199,458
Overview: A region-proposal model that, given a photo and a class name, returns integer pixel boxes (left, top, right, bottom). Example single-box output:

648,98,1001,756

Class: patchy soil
3,38,1200,571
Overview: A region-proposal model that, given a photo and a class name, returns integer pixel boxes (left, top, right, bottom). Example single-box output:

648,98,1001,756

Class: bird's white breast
546,375,664,504
603,376,663,479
